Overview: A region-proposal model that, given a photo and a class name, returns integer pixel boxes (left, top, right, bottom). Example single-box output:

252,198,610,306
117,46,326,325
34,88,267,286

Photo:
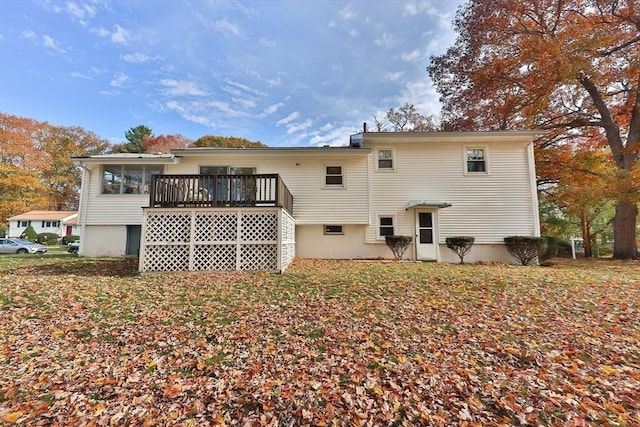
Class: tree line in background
0,115,265,223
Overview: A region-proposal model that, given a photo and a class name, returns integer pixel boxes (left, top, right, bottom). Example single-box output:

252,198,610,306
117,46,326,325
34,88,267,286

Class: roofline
358,130,541,143
72,154,179,165
170,147,372,156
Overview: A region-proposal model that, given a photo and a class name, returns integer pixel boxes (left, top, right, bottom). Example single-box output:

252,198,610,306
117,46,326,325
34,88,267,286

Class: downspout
527,141,541,237
76,162,91,255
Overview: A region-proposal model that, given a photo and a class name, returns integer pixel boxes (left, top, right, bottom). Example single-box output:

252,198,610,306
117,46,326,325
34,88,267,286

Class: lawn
0,255,638,426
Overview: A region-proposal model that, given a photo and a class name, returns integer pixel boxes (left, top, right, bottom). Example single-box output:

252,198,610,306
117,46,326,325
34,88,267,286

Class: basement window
324,225,344,235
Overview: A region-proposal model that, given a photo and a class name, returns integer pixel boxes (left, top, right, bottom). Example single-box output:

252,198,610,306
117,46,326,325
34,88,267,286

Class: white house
7,210,79,239
72,131,540,272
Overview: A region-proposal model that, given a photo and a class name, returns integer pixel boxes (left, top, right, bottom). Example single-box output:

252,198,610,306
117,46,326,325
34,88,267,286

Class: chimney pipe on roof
363,122,367,133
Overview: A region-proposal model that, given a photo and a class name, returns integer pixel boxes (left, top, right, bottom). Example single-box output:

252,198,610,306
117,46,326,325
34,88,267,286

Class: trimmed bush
504,236,546,265
36,232,60,245
385,235,413,260
446,236,475,264
62,235,80,245
21,225,37,242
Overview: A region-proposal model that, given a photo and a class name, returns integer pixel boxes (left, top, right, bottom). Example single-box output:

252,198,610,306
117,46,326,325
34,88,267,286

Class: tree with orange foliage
429,0,640,259
142,134,194,153
537,132,616,256
0,112,108,220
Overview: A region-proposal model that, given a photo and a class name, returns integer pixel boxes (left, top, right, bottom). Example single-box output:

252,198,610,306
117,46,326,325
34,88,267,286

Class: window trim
323,163,345,188
377,215,395,240
464,146,489,175
323,225,344,235
375,147,395,171
100,164,164,195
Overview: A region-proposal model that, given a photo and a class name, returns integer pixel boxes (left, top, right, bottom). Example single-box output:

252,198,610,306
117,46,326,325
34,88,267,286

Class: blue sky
1,0,463,147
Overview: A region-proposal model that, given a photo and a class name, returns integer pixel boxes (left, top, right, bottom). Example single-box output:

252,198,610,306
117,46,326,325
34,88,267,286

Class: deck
149,174,293,214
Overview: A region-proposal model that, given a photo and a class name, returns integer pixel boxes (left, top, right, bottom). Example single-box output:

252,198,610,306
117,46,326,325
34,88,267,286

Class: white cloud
165,100,215,127
277,112,299,126
266,76,282,87
339,5,358,20
110,72,130,87
122,52,158,63
349,29,359,37
309,125,353,147
286,119,313,135
401,49,421,62
111,24,129,44
398,80,442,117
93,24,129,44
374,33,397,49
232,97,257,109
404,2,437,16
66,2,97,25
263,102,285,116
21,30,37,41
259,38,275,48
159,79,209,96
214,20,242,36
223,79,265,98
42,34,68,54
385,71,404,81
92,27,110,38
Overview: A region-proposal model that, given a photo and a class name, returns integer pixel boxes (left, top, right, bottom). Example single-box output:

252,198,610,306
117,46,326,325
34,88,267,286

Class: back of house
73,131,539,271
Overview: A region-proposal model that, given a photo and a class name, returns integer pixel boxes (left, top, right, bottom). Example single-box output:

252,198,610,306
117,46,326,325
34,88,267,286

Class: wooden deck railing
149,174,293,214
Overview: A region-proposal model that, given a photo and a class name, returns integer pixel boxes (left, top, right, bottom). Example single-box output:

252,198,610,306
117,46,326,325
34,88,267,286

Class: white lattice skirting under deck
140,207,295,273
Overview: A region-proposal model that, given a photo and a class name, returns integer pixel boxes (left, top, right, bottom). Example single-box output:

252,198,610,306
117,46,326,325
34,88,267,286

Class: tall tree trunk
613,200,638,259
580,210,592,258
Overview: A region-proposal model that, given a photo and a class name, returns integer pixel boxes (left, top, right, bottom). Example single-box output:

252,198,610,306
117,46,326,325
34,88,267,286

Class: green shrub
21,225,38,241
36,232,60,245
385,235,413,260
540,235,572,260
62,235,80,245
446,236,475,264
504,236,546,265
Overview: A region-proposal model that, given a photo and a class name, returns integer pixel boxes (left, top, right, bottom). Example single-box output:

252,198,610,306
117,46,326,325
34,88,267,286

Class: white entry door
415,211,437,260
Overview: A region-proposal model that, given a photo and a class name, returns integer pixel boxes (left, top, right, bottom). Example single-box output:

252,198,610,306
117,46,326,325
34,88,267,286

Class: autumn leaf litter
1,257,639,425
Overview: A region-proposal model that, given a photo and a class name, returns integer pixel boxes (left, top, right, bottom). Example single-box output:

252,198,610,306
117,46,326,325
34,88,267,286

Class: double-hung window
466,147,487,173
377,148,394,170
379,216,395,238
324,165,344,187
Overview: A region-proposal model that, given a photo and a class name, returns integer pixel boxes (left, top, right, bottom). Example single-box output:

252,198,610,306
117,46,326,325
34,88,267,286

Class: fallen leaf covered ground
1,255,639,426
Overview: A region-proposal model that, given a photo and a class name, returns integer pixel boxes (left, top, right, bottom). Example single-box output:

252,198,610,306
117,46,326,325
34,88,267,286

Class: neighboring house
72,131,540,272
7,210,79,239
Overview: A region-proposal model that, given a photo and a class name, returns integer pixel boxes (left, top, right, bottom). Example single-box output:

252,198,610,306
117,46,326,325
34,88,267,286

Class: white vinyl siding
366,140,537,244
175,153,369,224
82,152,370,226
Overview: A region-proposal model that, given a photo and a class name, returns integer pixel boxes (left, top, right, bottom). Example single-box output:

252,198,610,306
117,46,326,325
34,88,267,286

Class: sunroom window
101,165,163,194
